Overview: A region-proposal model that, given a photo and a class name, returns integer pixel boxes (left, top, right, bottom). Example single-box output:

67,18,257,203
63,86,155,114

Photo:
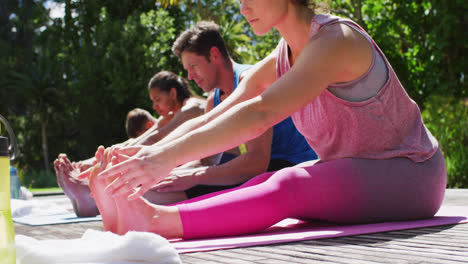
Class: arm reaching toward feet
99,25,372,200
98,53,277,199
130,97,206,146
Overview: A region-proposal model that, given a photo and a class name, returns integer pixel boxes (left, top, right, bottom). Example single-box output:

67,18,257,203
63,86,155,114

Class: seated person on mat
143,21,317,202
61,71,205,172
125,108,157,139
57,21,317,217
54,21,317,218
54,71,205,217
91,0,446,239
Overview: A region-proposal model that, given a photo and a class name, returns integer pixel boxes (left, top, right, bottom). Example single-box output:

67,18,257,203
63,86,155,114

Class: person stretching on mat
54,71,205,217
57,21,317,217
125,108,157,139
151,21,317,201
91,0,446,239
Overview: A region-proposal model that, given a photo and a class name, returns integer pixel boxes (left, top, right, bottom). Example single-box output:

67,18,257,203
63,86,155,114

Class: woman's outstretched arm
99,24,371,199
130,97,206,146
147,53,277,149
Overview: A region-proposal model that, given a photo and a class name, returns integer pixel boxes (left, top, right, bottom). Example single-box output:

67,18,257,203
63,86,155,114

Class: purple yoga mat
170,205,468,253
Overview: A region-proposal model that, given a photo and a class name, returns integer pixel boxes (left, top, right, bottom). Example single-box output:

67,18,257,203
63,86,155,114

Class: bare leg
54,154,99,217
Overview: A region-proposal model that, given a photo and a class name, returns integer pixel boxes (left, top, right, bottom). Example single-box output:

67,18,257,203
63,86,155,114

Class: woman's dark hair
147,71,192,105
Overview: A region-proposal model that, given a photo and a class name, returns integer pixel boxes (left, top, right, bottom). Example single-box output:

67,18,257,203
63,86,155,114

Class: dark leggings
185,158,296,199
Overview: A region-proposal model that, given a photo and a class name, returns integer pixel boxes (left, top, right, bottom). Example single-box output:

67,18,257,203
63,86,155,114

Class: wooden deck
14,189,468,264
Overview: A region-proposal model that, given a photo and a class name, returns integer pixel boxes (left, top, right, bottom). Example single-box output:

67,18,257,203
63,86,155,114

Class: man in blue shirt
150,21,317,200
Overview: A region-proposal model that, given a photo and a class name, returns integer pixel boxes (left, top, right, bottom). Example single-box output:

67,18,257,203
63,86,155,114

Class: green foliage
156,0,182,8
21,168,58,189
1,0,466,187
240,29,281,64
140,9,178,70
331,0,467,106
50,6,183,163
422,96,468,188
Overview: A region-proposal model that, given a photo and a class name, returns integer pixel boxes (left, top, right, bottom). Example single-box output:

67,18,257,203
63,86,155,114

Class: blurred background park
0,0,466,189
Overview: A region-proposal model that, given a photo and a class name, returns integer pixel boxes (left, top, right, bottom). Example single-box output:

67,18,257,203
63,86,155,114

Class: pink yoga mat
170,205,468,253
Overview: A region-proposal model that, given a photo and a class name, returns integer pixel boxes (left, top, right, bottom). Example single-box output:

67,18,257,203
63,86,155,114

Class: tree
331,0,467,104
4,52,67,172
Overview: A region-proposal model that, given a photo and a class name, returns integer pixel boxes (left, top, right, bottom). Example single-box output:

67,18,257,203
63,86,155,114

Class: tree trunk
41,117,50,173
19,0,35,68
351,0,366,31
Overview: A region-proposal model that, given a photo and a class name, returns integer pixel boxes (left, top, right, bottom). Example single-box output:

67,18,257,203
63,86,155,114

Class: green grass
28,187,63,193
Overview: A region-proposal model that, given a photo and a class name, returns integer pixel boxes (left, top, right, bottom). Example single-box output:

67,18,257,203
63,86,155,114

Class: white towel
11,198,70,218
19,187,34,200
16,229,181,264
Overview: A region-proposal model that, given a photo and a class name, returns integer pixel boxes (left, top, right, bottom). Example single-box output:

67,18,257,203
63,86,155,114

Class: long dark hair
147,71,192,105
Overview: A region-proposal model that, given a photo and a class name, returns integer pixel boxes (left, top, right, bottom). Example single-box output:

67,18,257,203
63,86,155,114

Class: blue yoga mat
13,213,102,226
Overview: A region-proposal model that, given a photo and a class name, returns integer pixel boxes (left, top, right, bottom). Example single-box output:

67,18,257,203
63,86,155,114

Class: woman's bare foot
114,193,184,238
95,147,185,238
54,154,99,217
88,147,120,232
89,146,184,238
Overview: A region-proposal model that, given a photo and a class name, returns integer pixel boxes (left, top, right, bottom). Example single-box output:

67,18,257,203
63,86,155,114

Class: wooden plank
208,249,269,262
330,234,468,255
353,233,468,248
324,237,468,263
179,251,255,264
241,245,382,264
307,238,468,263
275,243,405,264
397,226,468,238
14,221,102,240
227,247,320,264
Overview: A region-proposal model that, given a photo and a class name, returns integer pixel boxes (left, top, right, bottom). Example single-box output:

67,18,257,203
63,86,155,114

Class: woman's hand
153,167,206,192
97,145,176,200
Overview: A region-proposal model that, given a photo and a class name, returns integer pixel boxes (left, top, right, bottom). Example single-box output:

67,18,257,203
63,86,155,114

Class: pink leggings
176,149,446,239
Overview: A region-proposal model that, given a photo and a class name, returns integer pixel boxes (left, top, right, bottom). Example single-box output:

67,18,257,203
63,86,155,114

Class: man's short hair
172,21,230,63
125,108,154,138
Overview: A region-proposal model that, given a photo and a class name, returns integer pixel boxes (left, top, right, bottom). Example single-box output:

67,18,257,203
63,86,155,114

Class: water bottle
10,166,20,199
0,114,18,264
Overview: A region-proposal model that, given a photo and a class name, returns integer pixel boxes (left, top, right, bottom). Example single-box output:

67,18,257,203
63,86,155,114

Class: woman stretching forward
54,71,205,217
93,0,446,239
